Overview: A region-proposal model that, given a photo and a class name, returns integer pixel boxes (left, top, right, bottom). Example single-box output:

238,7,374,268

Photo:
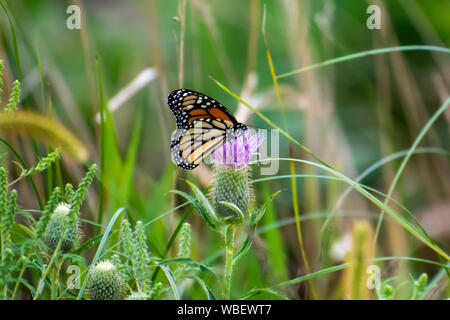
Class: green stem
33,238,63,300
50,259,63,300
11,266,25,300
2,283,7,300
223,225,236,300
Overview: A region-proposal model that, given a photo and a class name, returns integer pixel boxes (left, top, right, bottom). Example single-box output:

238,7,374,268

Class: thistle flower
43,202,80,252
87,260,124,300
210,129,263,169
210,130,263,224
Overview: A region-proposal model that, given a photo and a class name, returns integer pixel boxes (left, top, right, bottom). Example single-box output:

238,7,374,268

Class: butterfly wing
170,123,227,170
167,89,243,128
167,88,248,170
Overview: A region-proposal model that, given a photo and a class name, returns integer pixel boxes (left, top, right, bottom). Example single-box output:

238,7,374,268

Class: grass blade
277,45,450,79
76,207,125,300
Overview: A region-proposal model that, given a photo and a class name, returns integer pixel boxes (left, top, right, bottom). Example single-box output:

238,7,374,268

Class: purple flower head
211,129,263,168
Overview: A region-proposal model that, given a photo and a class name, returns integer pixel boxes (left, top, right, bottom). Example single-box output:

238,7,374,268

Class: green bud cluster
5,80,21,112
120,219,152,293
379,284,394,300
0,166,19,292
21,150,60,177
43,203,79,252
178,222,191,258
35,187,61,239
68,164,97,218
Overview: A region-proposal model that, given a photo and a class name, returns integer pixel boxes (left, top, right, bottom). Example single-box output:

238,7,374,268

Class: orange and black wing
167,88,247,170
167,89,244,129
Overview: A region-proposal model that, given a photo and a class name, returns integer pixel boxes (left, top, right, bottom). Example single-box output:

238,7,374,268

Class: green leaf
159,265,180,300
241,287,287,300
158,257,215,276
73,234,104,255
171,189,219,231
250,190,281,225
76,207,125,299
218,201,244,223
192,276,216,300
186,180,220,226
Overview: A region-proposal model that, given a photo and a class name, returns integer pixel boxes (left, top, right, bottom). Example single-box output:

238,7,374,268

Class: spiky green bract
1,188,18,264
121,219,152,293
2,189,17,247
0,247,14,292
64,183,74,202
178,222,191,258
174,223,192,280
21,150,60,177
120,219,134,260
5,80,20,112
212,165,252,224
43,203,79,252
35,187,61,239
68,164,97,219
134,221,151,291
87,260,124,300
0,186,18,295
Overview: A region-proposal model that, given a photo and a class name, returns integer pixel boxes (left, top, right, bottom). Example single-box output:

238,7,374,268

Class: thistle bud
212,165,252,224
210,129,262,224
87,260,124,300
379,284,394,300
43,203,79,252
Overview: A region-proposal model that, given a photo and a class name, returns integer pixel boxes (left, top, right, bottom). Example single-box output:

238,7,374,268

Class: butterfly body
167,89,247,170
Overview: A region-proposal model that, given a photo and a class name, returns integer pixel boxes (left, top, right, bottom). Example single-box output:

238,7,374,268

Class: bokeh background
0,0,449,299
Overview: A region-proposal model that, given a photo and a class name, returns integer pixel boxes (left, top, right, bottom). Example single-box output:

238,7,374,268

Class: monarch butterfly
167,88,247,170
